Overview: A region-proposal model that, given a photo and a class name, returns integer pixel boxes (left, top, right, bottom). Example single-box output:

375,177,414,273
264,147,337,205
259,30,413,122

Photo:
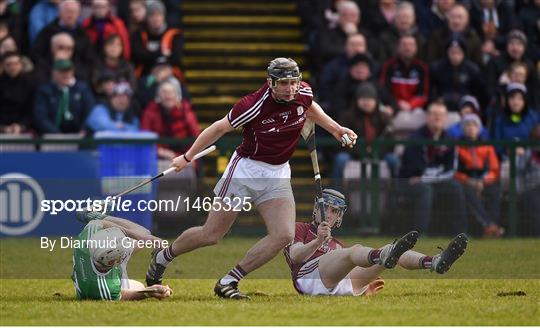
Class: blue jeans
332,152,352,181
462,183,501,227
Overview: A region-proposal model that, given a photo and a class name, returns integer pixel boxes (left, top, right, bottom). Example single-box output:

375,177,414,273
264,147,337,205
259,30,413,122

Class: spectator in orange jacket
83,0,131,60
455,113,504,237
130,0,183,78
140,78,200,160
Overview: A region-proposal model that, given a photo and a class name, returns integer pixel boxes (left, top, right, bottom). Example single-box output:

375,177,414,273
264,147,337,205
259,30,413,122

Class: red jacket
455,144,500,184
379,57,429,110
141,101,201,152
83,14,131,59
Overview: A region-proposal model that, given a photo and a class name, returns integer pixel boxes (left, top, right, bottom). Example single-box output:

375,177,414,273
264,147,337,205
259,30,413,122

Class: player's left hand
333,127,357,148
364,278,385,296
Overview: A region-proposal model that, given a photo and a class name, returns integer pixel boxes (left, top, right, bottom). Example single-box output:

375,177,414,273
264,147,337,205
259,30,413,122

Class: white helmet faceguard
312,189,348,228
267,57,302,103
88,227,129,269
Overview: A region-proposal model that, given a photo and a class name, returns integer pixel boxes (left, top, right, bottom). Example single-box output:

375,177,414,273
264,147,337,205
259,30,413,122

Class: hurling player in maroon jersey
146,58,358,299
284,189,469,296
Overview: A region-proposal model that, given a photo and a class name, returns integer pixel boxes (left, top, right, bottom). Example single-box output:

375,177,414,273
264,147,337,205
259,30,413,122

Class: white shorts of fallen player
294,260,368,296
213,152,294,206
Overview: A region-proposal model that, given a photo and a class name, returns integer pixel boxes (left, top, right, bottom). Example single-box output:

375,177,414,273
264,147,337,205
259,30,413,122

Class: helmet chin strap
271,89,297,104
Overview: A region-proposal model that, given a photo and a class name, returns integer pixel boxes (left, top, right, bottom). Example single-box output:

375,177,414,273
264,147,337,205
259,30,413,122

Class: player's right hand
171,154,189,172
149,285,173,299
317,222,331,243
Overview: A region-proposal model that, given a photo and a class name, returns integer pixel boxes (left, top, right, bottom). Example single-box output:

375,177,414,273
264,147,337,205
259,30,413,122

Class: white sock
155,247,174,267
219,265,246,285
219,274,237,285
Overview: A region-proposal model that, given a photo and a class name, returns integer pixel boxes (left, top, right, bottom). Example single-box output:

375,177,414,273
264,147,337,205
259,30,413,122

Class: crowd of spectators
0,0,198,158
299,0,540,236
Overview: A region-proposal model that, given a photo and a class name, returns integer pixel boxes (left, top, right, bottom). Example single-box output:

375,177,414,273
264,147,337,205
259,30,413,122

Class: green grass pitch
1,236,539,325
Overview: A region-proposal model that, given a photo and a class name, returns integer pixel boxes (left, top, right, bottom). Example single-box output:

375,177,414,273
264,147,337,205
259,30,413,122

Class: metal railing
1,135,538,236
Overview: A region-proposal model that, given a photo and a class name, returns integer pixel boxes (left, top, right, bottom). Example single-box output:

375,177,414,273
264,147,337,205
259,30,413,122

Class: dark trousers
462,183,501,227
520,185,540,236
404,179,467,235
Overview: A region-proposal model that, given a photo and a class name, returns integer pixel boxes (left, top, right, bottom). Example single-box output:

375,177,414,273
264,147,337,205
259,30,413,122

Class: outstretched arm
306,101,357,147
121,284,173,301
171,116,234,171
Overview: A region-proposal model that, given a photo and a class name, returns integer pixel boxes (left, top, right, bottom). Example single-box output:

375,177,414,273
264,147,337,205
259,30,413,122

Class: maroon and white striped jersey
227,81,313,165
283,222,345,280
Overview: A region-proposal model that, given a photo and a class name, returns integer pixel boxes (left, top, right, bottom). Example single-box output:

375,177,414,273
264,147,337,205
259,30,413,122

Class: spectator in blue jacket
28,0,60,45
33,58,95,134
494,83,540,157
447,95,489,139
86,82,140,133
399,101,467,235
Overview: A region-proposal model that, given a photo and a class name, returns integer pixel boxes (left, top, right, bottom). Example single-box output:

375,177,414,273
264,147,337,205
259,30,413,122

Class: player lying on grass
284,189,468,296
73,210,172,301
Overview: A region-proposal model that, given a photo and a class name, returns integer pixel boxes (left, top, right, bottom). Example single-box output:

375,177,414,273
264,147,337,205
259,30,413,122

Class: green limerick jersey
72,221,122,300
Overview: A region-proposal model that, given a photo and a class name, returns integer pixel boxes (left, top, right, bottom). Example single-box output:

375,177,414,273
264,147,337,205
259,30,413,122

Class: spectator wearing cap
447,95,490,139
32,0,95,79
377,1,427,63
33,58,95,134
379,34,429,136
141,78,200,159
131,0,183,78
91,33,136,91
494,83,540,155
486,29,537,106
318,33,375,110
399,101,467,235
34,32,92,84
332,82,397,180
430,37,487,118
82,0,131,59
455,113,504,238
86,82,140,133
426,4,483,66
0,52,35,134
330,53,395,119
